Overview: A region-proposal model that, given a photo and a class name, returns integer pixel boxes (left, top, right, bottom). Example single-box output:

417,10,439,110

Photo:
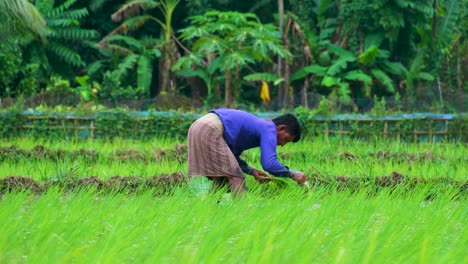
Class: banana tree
89,35,161,96
110,0,180,96
402,53,435,98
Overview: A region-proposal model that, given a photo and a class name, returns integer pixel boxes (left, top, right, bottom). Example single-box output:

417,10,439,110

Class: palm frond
371,69,395,93
59,8,90,20
207,57,223,74
326,44,356,75
321,76,340,87
125,15,156,31
86,60,104,76
116,53,139,79
49,0,78,17
243,73,282,83
111,0,159,22
223,52,255,70
327,58,351,76
344,70,373,96
137,55,152,91
358,45,379,65
414,72,435,81
337,82,351,104
328,44,355,60
437,0,459,47
176,69,209,82
46,18,78,27
383,61,408,76
105,35,143,50
103,44,133,56
171,54,203,71
48,41,84,66
0,0,47,45
291,65,327,81
51,28,99,40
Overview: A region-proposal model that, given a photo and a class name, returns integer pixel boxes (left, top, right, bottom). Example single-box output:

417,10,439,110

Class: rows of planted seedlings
1,137,466,197
1,137,466,263
1,181,465,262
1,172,466,199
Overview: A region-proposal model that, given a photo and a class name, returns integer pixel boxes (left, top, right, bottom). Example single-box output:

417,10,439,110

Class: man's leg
229,176,246,195
209,177,230,192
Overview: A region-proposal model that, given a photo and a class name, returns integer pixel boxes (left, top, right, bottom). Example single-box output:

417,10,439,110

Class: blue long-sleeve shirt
211,108,294,178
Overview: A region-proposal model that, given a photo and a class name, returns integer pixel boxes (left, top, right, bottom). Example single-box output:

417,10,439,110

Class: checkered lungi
188,113,244,179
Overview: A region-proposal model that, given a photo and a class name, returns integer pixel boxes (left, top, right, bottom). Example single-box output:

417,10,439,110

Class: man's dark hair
272,113,302,142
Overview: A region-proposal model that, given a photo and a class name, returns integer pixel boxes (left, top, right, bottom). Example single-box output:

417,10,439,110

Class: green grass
0,187,465,263
1,137,466,180
0,137,466,263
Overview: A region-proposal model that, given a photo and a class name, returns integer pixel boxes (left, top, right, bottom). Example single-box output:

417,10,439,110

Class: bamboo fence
13,112,465,142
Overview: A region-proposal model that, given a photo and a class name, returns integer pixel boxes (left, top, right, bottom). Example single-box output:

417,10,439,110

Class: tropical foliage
0,0,466,112
173,11,289,107
25,0,99,76
0,0,47,47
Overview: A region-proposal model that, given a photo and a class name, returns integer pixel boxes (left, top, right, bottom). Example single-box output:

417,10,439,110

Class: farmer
188,108,307,195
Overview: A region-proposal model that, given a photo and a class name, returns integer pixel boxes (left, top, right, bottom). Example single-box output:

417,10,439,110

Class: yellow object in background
260,80,270,105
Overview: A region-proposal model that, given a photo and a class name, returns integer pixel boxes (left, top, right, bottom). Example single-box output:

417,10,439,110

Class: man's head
272,113,302,146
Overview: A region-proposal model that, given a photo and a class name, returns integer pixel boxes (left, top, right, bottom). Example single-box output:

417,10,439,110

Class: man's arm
236,155,255,175
236,155,272,184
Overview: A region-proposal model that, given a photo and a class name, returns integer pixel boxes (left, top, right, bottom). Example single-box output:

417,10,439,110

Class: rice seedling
0,137,466,263
0,185,465,263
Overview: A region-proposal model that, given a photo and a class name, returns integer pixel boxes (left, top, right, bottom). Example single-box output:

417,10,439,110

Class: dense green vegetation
1,137,466,180
1,0,466,112
1,187,465,263
0,137,466,262
2,2,466,261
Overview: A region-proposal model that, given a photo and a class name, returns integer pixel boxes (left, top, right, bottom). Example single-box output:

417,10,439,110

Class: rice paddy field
0,136,466,263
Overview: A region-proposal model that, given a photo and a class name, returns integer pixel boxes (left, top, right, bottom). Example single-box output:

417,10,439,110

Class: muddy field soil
0,172,186,196
1,172,466,199
278,150,456,163
3,145,463,164
0,144,188,163
310,171,467,197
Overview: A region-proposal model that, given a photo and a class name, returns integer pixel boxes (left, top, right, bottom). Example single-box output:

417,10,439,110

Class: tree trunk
432,0,438,43
158,46,171,95
457,44,464,110
150,59,159,97
214,82,221,101
158,38,180,95
437,77,443,107
234,63,240,105
186,76,204,108
284,54,291,107
302,77,309,108
277,0,286,108
282,32,291,108
224,70,233,107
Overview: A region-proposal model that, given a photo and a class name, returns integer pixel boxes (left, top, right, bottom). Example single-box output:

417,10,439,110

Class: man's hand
292,171,307,185
252,169,272,184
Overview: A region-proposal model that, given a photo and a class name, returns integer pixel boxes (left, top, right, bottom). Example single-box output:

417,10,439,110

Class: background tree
173,11,290,107
24,0,99,77
0,0,98,97
0,0,47,47
0,0,47,96
0,0,465,112
90,34,161,97
109,0,180,97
